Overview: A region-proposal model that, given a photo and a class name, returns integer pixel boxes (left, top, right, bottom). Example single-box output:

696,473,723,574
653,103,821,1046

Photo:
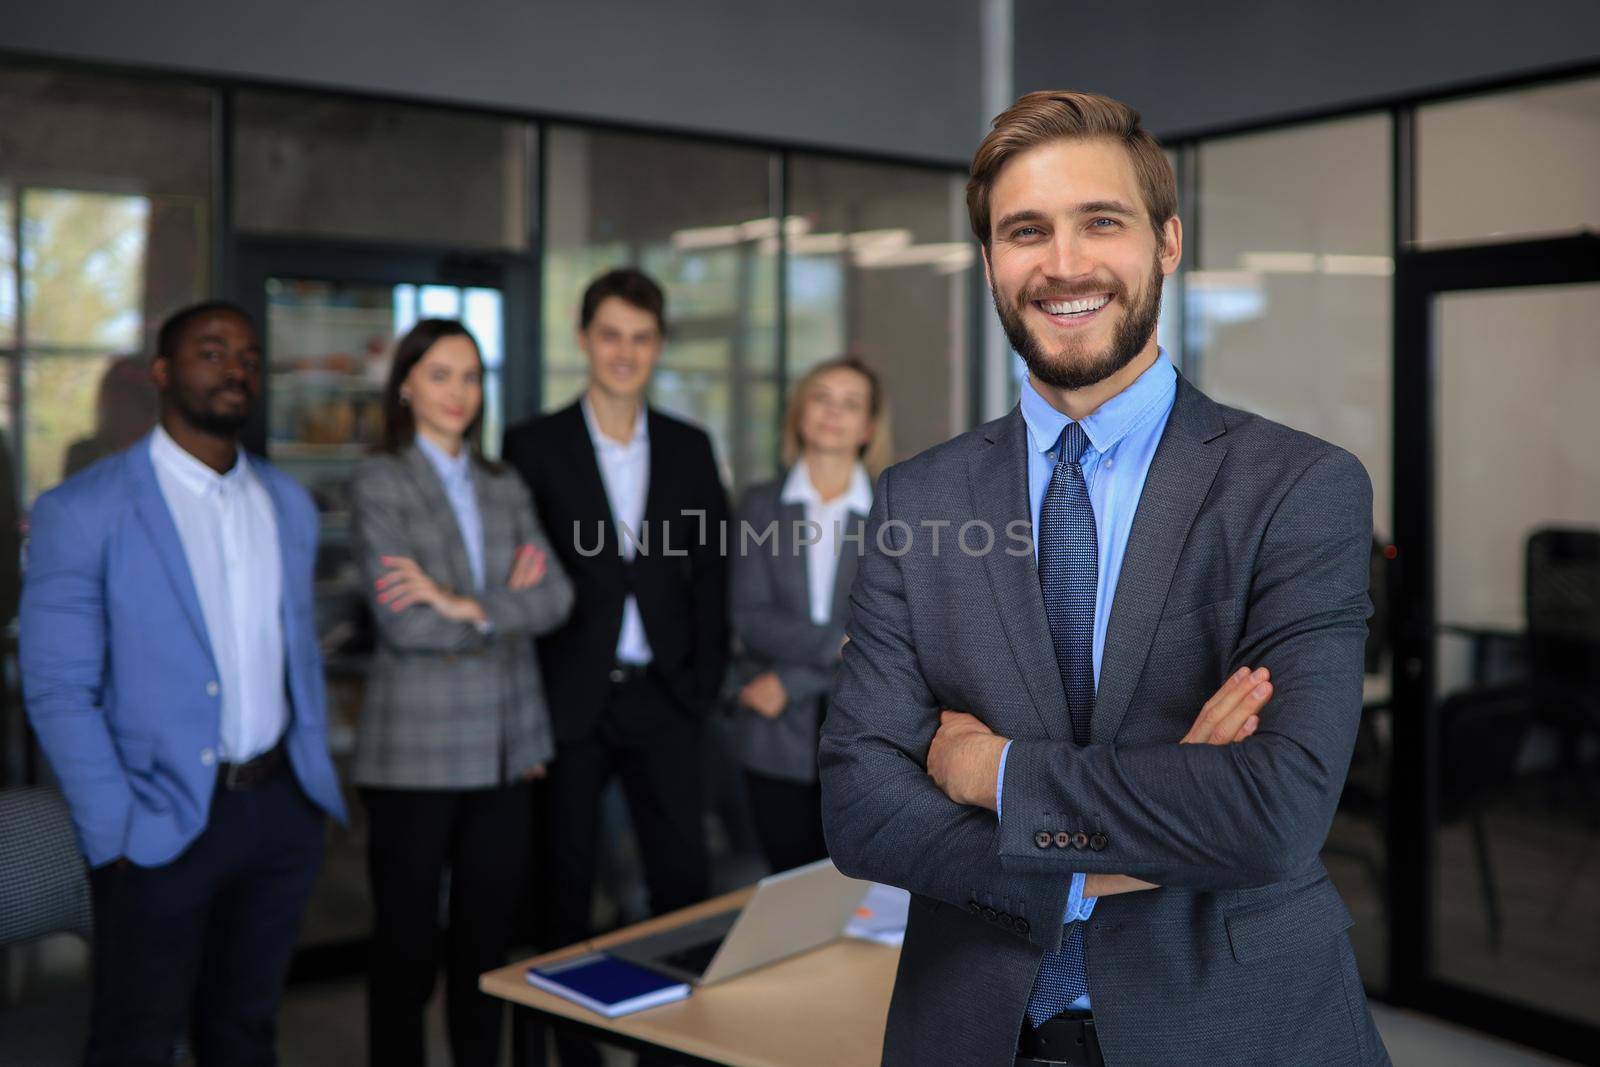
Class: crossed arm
929,665,1276,897
820,449,1372,925
352,470,574,653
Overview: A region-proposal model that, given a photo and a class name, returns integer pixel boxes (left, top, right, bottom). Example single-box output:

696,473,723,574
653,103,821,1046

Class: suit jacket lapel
402,445,475,594
128,437,217,668
968,410,1070,741
1092,377,1228,743
641,407,666,530
254,461,311,709
561,402,626,565
830,506,867,627
776,499,811,611
128,435,219,668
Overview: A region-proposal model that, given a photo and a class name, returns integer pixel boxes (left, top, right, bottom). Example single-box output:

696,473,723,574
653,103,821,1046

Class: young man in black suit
503,269,729,1029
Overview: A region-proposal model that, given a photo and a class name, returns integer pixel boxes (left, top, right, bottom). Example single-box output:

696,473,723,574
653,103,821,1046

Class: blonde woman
729,356,888,871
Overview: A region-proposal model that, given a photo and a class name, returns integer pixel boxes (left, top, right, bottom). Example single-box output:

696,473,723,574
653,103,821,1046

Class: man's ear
1159,216,1183,276
980,245,994,291
149,356,170,391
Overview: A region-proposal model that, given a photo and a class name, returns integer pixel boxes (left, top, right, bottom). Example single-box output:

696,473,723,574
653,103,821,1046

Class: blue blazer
19,434,347,868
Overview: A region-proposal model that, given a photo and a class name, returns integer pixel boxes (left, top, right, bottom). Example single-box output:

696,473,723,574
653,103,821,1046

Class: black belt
1017,1011,1103,1067
217,737,287,791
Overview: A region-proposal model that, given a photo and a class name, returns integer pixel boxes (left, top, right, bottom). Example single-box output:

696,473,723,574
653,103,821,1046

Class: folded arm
352,470,491,653
474,481,574,636
819,469,1071,945
994,450,1373,890
17,494,132,867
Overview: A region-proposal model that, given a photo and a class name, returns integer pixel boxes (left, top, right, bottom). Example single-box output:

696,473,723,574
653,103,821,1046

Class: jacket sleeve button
983,907,998,923
1072,831,1090,850
1054,830,1073,849
968,900,982,915
1090,832,1109,851
1034,830,1053,849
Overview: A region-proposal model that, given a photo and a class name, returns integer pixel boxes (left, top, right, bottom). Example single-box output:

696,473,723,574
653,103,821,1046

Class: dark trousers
744,770,828,874
363,783,531,1067
546,671,708,1067
86,768,325,1067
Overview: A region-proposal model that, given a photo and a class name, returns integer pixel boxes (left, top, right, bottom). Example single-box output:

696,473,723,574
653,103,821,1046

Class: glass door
233,238,534,979
1392,234,1600,1061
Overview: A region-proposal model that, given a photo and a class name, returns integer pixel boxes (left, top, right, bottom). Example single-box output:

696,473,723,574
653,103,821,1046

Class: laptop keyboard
660,936,726,976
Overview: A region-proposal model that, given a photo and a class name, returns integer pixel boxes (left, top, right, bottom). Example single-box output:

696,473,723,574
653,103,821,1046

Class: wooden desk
481,888,900,1067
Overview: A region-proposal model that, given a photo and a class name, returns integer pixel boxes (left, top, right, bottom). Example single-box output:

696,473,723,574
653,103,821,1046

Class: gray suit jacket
820,378,1389,1066
350,446,574,789
728,475,865,783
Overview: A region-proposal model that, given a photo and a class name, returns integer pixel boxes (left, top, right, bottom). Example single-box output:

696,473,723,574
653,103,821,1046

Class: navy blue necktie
1026,421,1097,1026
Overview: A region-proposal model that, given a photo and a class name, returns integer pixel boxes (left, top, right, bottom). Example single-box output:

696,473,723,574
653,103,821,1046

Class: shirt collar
150,423,250,498
580,394,648,452
1019,348,1178,459
780,457,873,513
414,432,472,489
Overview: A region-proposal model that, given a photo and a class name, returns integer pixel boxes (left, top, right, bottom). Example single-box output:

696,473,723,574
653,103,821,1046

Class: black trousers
744,770,828,874
546,671,708,1067
86,767,325,1067
363,783,531,1067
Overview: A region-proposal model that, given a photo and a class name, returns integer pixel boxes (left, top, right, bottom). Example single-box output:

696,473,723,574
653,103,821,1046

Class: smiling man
502,267,729,1067
21,301,345,1065
819,92,1389,1065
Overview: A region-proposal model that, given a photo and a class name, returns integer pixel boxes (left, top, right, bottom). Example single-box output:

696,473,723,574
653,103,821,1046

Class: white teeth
1041,295,1111,316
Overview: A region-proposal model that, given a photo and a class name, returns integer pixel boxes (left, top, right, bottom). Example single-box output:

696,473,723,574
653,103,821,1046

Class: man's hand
928,711,1009,811
1085,874,1158,896
1181,666,1272,745
739,671,788,719
1093,668,1276,895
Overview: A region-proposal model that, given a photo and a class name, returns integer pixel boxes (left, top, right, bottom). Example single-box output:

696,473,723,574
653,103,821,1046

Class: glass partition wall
0,59,975,990
1178,71,1600,1063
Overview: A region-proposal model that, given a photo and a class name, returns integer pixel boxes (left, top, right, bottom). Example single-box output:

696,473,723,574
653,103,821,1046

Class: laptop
609,858,870,986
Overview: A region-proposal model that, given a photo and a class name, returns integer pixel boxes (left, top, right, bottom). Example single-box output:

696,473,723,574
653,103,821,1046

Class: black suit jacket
503,401,730,742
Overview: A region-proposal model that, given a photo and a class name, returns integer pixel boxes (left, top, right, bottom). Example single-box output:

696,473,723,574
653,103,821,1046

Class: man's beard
992,251,1164,392
174,386,254,436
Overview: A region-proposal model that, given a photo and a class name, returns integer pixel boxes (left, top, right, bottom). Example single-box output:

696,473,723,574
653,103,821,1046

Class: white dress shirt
581,395,653,665
149,425,288,762
779,458,873,625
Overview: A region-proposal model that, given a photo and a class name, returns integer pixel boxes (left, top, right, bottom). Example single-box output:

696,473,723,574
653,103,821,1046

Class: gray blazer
728,476,865,783
350,446,573,789
820,378,1389,1066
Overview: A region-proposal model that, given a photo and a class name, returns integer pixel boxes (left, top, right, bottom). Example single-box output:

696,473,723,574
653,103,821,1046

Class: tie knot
1054,422,1090,466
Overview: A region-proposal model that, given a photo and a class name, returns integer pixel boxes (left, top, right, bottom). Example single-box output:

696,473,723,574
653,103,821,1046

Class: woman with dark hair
350,318,573,1067
728,355,887,872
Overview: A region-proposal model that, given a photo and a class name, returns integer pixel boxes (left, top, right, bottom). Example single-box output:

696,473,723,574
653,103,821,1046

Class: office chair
0,786,92,949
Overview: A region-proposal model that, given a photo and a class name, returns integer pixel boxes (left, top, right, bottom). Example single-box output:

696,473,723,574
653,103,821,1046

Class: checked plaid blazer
350,445,574,789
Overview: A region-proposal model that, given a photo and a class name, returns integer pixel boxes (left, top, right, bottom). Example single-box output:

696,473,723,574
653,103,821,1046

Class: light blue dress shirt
416,434,486,591
995,351,1178,1008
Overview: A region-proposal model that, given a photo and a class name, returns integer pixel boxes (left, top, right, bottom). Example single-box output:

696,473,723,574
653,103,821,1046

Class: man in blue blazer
20,300,346,1066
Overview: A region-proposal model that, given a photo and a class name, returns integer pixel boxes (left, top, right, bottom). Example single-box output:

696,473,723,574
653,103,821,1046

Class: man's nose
1042,230,1091,281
